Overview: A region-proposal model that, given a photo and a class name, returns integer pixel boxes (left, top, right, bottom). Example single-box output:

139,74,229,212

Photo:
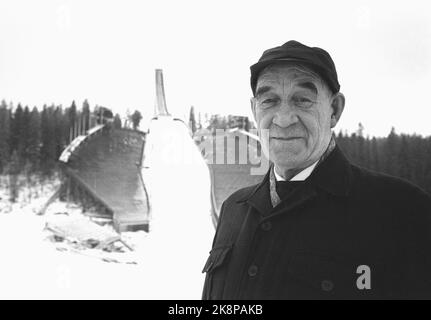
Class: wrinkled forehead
256,63,325,92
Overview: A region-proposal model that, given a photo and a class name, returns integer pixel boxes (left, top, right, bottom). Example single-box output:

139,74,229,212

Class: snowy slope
140,116,215,299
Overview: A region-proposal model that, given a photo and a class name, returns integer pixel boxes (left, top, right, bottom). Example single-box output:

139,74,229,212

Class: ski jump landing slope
143,116,213,234
140,116,215,298
201,129,267,225
60,125,150,232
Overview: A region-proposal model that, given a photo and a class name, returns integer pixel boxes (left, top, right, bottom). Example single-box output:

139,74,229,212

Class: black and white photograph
1,0,431,303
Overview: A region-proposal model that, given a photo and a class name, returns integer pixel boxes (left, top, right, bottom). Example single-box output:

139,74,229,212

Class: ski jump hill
55,69,173,232
199,129,267,226
59,125,150,232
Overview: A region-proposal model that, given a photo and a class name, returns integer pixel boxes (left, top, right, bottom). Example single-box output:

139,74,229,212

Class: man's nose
272,101,299,128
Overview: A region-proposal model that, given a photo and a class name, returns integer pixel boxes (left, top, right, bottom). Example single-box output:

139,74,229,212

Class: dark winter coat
202,146,431,299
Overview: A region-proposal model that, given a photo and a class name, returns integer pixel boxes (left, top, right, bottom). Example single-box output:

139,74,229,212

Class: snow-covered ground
0,117,214,299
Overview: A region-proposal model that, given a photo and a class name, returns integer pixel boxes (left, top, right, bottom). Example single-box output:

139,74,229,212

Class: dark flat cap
250,40,340,95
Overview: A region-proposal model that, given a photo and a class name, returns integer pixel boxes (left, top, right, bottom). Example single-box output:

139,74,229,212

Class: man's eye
258,98,278,110
261,98,278,105
292,96,313,107
293,97,310,103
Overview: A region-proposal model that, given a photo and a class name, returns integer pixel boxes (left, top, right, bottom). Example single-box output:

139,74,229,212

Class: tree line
0,100,131,176
337,125,431,195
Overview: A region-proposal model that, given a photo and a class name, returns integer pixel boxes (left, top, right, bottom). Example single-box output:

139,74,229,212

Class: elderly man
202,40,431,299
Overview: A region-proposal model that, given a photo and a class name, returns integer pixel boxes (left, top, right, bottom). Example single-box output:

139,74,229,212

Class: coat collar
236,145,353,209
235,165,273,214
306,145,353,197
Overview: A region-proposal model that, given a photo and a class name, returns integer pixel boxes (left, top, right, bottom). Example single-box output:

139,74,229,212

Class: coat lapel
235,169,273,216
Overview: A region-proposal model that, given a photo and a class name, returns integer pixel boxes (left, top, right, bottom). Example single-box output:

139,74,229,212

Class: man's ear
330,92,345,128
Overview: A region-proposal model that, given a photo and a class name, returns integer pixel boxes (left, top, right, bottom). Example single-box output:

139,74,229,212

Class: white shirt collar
274,160,319,182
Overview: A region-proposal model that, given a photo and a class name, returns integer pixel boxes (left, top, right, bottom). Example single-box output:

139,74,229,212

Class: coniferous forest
0,100,124,177
336,126,431,195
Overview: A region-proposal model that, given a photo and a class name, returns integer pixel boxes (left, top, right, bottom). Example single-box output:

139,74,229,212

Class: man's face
252,64,335,171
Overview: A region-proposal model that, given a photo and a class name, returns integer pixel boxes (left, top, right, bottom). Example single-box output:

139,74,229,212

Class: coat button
248,265,258,277
261,221,272,231
321,280,334,292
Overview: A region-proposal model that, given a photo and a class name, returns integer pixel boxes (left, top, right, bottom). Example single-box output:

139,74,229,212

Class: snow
0,117,214,299
59,135,87,163
86,124,105,136
59,125,106,163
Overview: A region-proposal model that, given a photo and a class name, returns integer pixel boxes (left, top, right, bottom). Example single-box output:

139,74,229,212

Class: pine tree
113,114,122,129
356,123,366,166
82,99,90,132
370,137,380,172
21,105,31,161
68,100,77,141
397,135,409,180
385,127,399,175
0,100,11,173
40,105,56,174
10,103,24,156
54,105,65,158
27,107,41,171
364,135,371,169
189,106,197,134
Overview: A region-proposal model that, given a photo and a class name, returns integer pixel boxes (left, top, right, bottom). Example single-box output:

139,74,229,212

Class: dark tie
275,181,305,200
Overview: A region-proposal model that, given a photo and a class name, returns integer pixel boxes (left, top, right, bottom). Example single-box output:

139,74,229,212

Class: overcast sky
1,0,430,137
